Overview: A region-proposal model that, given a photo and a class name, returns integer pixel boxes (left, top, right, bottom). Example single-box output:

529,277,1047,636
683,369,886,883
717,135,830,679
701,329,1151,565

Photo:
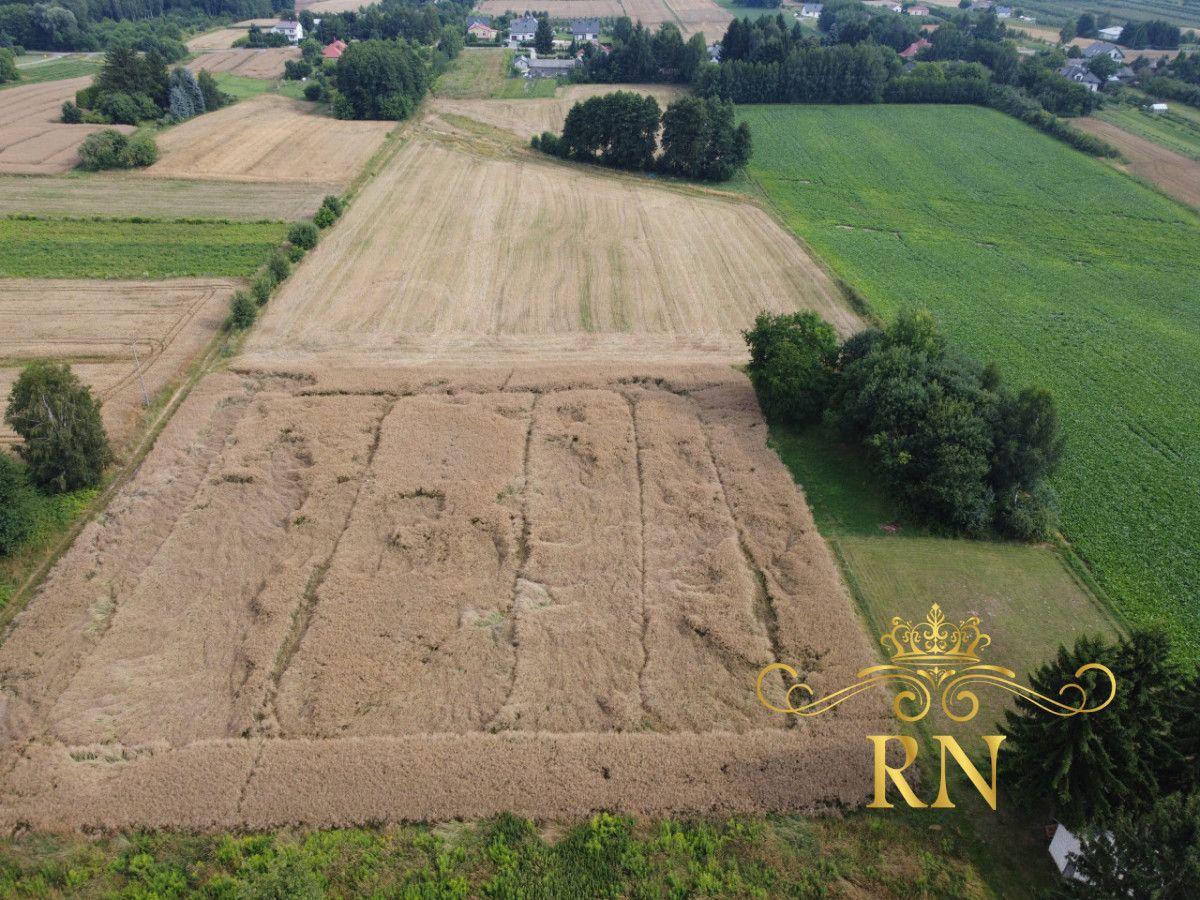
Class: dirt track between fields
0,279,236,452
0,365,888,830
1076,117,1200,210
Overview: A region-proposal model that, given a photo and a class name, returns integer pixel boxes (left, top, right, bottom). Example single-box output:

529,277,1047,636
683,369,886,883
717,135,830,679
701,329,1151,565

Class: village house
269,19,304,44
514,50,580,79
1083,41,1126,62
1059,61,1102,91
994,5,1013,18
800,3,824,18
905,5,930,16
321,39,347,60
570,19,601,42
468,21,499,41
510,16,540,43
899,37,932,59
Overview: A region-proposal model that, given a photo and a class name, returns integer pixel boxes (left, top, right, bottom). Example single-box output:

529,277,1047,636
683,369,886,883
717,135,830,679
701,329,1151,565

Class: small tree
0,48,20,85
743,311,839,425
0,452,36,556
534,17,554,54
168,66,205,121
288,221,319,250
229,292,257,329
4,362,112,493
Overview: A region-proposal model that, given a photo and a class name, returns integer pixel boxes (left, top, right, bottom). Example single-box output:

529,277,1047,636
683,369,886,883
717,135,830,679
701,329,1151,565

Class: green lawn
1095,92,1200,162
434,49,558,100
1,55,101,89
0,217,287,278
742,104,1200,662
211,72,309,102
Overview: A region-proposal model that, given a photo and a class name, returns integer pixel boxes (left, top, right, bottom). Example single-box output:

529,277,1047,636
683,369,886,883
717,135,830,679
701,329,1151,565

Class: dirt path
1077,116,1200,209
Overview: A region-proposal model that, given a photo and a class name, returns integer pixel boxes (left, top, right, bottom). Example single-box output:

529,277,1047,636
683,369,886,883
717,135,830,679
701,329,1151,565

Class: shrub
0,48,17,85
77,129,158,171
4,361,112,493
123,133,159,167
320,195,343,217
303,81,324,101
287,221,319,250
197,70,227,111
743,311,839,425
268,254,290,282
96,90,158,125
0,452,36,556
229,292,256,329
283,59,313,81
313,206,336,229
287,244,305,262
251,274,273,305
61,101,83,123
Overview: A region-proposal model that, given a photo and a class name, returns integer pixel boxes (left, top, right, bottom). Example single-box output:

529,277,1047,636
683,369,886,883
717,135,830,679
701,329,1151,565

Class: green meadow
741,104,1200,661
0,216,288,278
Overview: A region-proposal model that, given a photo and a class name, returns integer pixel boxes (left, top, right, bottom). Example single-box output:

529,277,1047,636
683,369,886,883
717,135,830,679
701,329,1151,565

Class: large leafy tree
5,361,112,493
743,311,839,425
1002,632,1182,829
658,96,751,181
558,92,661,171
333,39,428,121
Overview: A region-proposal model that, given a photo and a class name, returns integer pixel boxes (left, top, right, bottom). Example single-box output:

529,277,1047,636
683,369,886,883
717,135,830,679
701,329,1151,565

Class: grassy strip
1,57,101,89
0,812,989,897
211,72,309,102
0,216,288,279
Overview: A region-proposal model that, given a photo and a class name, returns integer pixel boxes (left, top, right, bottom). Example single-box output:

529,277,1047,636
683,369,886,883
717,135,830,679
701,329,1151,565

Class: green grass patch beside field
2,55,101,89
434,49,559,100
211,72,309,102
1096,92,1200,161
0,486,96,612
742,103,1200,662
0,216,288,279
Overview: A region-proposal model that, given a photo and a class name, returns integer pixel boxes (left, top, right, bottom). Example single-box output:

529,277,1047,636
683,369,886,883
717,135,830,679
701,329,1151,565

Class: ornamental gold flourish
756,604,1118,723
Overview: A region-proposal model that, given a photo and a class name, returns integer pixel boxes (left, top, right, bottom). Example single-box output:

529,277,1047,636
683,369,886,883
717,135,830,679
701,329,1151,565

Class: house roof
570,19,601,34
801,3,824,12
468,22,498,33
511,16,539,32
899,37,932,58
1083,41,1123,58
322,39,347,59
467,15,491,27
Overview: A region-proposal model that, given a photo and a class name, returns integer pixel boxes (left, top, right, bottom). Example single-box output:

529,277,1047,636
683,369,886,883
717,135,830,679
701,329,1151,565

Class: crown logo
881,603,990,669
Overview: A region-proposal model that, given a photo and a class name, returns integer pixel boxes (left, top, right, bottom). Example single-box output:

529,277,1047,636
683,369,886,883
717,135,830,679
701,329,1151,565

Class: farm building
510,16,539,42
1099,25,1124,41
905,5,929,15
322,39,347,60
900,37,932,58
1151,102,1169,111
994,5,1012,17
269,19,303,44
513,53,580,78
571,20,601,42
800,3,823,17
1083,41,1126,62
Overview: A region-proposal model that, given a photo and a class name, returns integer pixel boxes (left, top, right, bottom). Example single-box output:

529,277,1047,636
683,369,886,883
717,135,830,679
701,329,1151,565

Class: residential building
321,39,347,60
899,37,932,58
269,19,303,44
570,19,601,42
1099,25,1124,41
906,5,930,16
1059,62,1102,91
514,52,579,78
1083,41,1126,62
468,22,499,41
510,16,539,42
995,5,1013,17
800,3,824,17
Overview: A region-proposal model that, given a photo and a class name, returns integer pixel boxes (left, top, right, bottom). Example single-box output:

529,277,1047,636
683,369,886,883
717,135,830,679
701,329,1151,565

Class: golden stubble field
0,365,887,830
0,77,136,175
146,95,394,188
0,279,238,451
474,0,732,37
186,47,300,79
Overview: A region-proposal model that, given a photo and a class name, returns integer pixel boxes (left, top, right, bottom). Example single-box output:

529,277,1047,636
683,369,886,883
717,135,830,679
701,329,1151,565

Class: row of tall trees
745,309,1064,538
532,92,751,182
577,20,709,84
0,4,232,54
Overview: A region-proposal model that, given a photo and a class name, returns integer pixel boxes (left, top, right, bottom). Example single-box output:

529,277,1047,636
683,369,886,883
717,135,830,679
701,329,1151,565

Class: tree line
531,92,751,182
746,309,1065,538
0,5,236,55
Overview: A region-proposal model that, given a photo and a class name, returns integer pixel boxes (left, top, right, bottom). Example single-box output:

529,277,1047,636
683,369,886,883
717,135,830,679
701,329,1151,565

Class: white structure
510,16,539,42
1151,102,1169,111
269,20,304,44
1083,41,1126,62
1099,25,1124,41
1049,825,1085,881
800,3,824,17
570,19,600,42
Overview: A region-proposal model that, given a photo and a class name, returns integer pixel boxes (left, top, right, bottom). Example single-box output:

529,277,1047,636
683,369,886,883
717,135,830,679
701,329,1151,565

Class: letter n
932,735,1006,811
866,735,926,809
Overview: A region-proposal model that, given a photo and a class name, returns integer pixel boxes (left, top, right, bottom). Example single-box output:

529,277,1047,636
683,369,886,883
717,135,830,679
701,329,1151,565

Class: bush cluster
314,195,343,229
228,214,327,329
533,93,751,182
77,129,159,170
745,309,1065,538
0,47,18,84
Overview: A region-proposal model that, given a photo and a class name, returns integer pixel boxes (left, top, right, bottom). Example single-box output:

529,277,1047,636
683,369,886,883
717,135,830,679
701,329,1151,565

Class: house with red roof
322,39,348,60
899,37,932,59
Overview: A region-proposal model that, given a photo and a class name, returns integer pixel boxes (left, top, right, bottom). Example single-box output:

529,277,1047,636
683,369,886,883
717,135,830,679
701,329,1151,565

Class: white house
1083,41,1126,62
269,20,303,44
800,3,824,17
1060,61,1102,91
1099,25,1124,41
995,5,1013,17
570,19,600,42
510,16,539,42
906,5,930,16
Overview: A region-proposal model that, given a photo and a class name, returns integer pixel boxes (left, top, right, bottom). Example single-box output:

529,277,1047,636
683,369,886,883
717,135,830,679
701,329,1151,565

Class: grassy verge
740,103,1200,663
0,811,992,897
1,56,101,89
0,487,96,611
434,48,559,100
211,72,310,103
0,216,288,278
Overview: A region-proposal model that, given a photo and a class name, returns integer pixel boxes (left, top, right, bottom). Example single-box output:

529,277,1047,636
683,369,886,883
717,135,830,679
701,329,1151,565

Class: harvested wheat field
186,28,248,51
0,279,236,450
186,48,299,79
1076,117,1200,210
433,84,687,141
475,0,624,19
146,95,393,188
0,77,135,175
244,135,856,366
474,0,728,35
0,363,888,830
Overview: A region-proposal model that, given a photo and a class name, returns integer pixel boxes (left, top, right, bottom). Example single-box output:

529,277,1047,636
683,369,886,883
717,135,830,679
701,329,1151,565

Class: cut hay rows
146,95,394,187
0,279,237,449
186,28,249,52
186,48,299,80
0,366,887,830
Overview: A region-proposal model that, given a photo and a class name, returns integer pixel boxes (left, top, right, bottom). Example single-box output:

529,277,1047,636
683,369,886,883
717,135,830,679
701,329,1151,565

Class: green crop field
2,55,101,89
211,73,309,102
0,216,287,279
742,104,1200,661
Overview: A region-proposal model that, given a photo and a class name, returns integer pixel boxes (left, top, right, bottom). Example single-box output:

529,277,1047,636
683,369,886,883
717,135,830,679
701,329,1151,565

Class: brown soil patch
1076,117,1200,209
186,28,249,51
432,84,687,140
146,95,393,188
0,77,135,175
0,173,335,220
243,133,857,367
186,48,299,80
0,365,888,830
0,279,236,451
